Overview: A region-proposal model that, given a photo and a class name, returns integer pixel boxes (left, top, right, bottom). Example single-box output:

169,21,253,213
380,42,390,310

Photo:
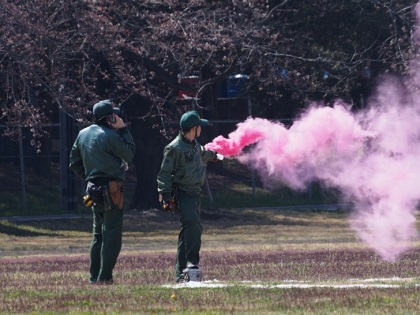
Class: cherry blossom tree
0,0,416,209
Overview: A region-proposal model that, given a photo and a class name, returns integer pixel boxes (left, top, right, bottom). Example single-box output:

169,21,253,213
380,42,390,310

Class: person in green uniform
157,110,219,282
69,99,136,285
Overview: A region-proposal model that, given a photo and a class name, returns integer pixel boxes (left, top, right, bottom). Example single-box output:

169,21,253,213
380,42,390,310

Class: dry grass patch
2,208,420,256
1,208,420,314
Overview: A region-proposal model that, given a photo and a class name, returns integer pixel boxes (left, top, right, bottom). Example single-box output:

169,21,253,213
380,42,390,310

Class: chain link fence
0,123,139,216
0,116,324,217
0,124,62,215
0,117,260,216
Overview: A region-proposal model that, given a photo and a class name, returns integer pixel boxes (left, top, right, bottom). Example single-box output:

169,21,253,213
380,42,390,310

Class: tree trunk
129,125,164,210
122,95,167,210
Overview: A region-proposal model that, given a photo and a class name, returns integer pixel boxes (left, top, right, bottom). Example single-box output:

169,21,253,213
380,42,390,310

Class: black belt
90,177,118,186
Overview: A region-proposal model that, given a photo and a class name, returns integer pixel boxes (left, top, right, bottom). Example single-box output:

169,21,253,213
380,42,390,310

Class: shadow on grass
0,221,55,237
1,207,294,236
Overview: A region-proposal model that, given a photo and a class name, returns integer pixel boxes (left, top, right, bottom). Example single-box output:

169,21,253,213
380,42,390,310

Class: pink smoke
205,17,420,262
206,104,372,190
205,118,269,156
206,94,419,261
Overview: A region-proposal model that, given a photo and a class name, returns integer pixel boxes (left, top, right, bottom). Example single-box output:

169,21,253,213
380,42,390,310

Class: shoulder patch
164,147,175,158
184,151,194,162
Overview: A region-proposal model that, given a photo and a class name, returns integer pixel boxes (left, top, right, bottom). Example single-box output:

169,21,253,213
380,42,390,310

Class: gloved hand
159,193,175,213
211,151,225,162
162,197,176,213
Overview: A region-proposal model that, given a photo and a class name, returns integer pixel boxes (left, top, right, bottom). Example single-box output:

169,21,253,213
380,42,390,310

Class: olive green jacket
157,133,216,196
69,124,135,182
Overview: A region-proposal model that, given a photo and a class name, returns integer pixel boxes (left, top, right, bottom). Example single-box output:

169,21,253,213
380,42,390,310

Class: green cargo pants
175,191,203,281
90,202,123,283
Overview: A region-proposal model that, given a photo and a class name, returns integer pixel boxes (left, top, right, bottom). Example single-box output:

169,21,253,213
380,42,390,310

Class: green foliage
202,182,341,209
0,184,137,217
0,190,78,216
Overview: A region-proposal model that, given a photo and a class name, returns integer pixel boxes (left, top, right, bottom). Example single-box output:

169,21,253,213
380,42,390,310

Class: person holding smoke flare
157,110,220,283
69,99,135,285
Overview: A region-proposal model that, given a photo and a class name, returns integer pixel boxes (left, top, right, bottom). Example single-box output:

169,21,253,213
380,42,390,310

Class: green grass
0,156,341,216
202,182,341,209
2,283,420,315
1,208,420,314
0,182,340,217
0,188,75,216
2,248,420,315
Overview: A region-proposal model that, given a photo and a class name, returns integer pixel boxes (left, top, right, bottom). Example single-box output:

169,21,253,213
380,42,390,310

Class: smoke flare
206,3,420,261
206,89,419,261
205,3,420,260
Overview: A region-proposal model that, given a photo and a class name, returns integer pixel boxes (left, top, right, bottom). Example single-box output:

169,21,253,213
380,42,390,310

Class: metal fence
0,114,317,216
0,118,256,216
0,122,138,216
0,124,62,215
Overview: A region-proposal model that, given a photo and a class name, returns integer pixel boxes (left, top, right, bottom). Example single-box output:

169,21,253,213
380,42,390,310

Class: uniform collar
179,132,195,145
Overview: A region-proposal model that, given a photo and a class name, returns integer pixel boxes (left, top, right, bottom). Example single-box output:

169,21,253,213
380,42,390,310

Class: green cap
92,100,121,119
180,111,209,129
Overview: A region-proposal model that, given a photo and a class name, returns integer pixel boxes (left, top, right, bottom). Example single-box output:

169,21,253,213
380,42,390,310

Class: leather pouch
108,180,124,210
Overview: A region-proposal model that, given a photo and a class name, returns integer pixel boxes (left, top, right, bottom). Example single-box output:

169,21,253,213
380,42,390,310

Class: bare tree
0,0,417,209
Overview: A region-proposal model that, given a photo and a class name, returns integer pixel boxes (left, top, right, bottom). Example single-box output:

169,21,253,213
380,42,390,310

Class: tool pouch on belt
108,180,124,210
86,181,113,211
87,182,105,203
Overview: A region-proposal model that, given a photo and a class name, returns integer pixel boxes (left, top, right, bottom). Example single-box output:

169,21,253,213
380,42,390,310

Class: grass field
1,207,420,314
